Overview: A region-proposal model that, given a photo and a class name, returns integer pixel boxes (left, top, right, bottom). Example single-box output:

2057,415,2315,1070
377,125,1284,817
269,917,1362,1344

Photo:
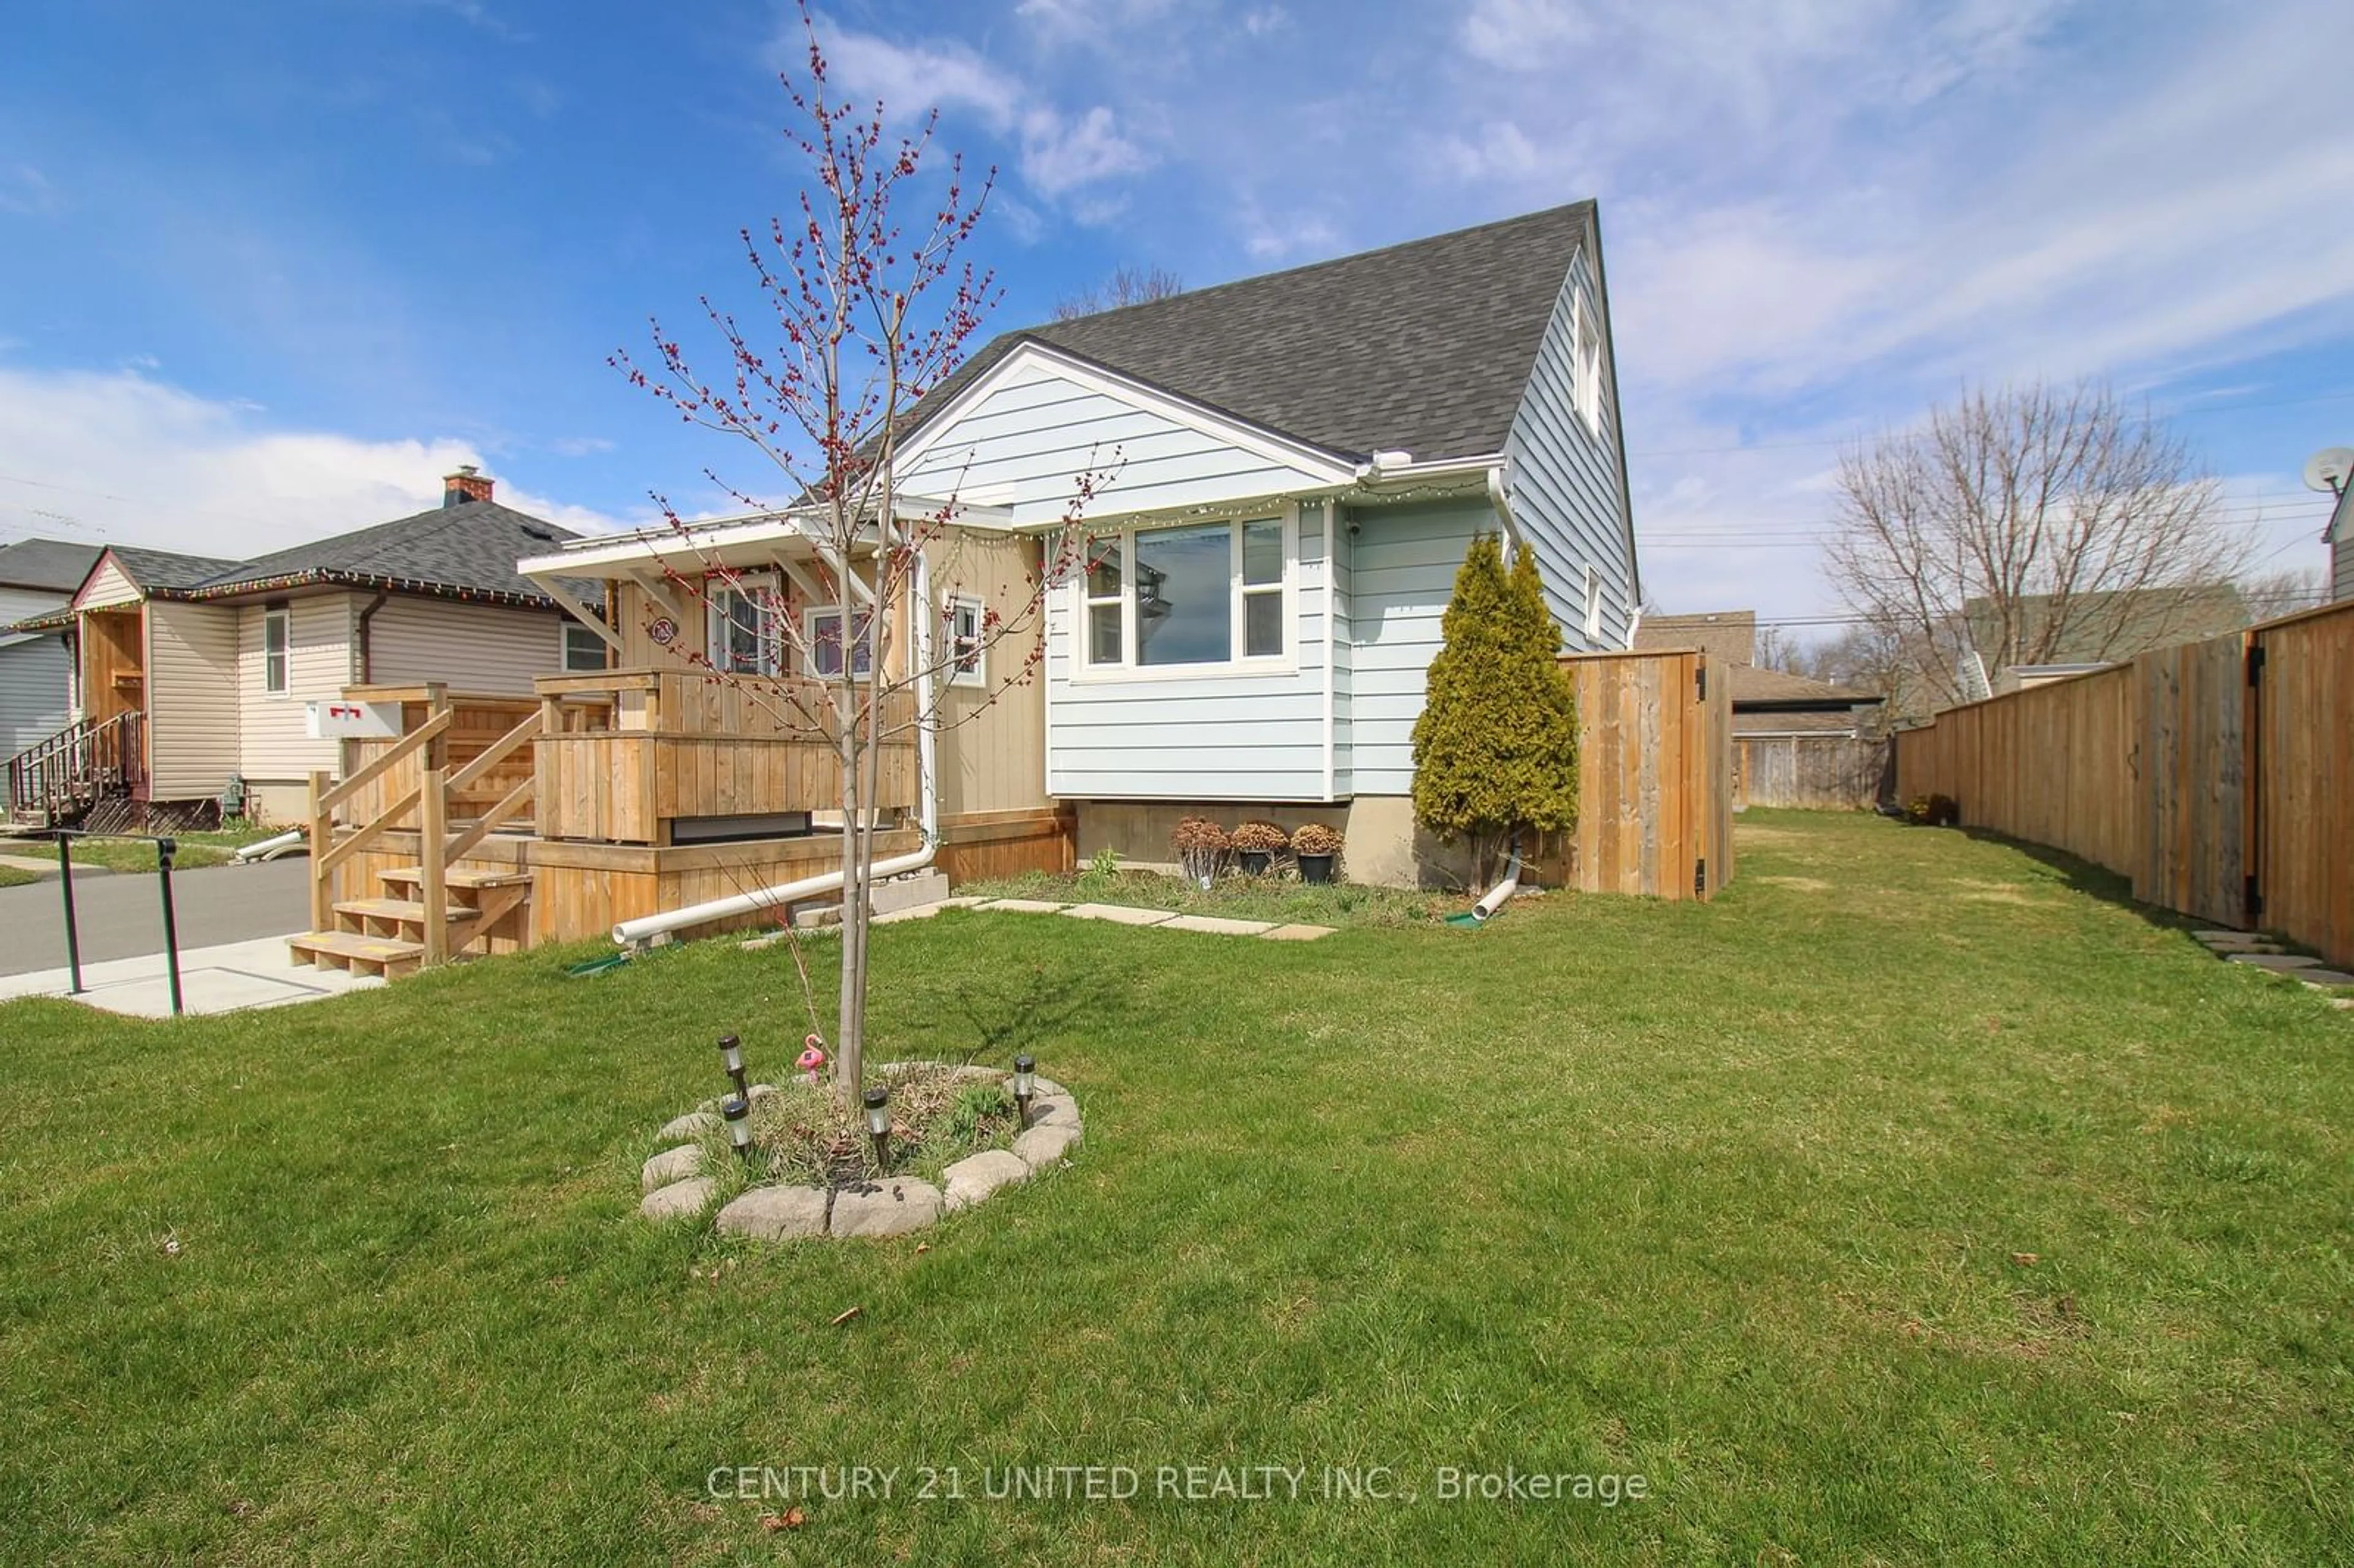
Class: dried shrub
1231,821,1289,854
1171,816,1231,883
1292,822,1344,856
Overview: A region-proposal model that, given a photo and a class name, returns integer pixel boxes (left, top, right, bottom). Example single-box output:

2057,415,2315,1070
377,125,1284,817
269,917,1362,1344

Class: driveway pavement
0,857,313,976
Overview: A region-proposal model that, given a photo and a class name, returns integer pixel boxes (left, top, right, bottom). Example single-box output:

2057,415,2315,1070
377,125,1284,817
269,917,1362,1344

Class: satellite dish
2304,447,2354,495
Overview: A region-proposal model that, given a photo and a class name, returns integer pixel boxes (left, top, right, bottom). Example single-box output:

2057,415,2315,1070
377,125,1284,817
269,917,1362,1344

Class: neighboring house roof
112,544,245,592
1735,709,1870,736
1962,584,2250,669
910,202,1598,463
1728,664,1880,709
188,500,587,607
1632,610,1757,666
0,537,102,593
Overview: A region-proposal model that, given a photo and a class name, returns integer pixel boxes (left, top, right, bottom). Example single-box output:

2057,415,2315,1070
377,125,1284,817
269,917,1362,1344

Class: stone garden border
636,1063,1082,1239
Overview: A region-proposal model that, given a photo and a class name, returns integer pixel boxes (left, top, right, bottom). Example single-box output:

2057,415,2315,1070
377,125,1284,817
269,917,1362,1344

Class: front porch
292,669,929,976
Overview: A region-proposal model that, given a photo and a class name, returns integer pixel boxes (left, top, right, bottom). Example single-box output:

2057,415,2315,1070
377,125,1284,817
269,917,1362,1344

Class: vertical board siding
931,531,1051,816
237,594,355,784
145,601,241,798
1504,246,1636,651
899,367,1334,523
365,597,571,695
1046,504,1332,801
0,635,74,755
1894,599,2354,969
1346,499,1493,796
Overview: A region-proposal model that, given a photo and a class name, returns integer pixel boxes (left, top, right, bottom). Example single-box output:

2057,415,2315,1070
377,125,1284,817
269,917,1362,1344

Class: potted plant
1292,821,1343,884
1231,820,1289,875
1171,816,1231,889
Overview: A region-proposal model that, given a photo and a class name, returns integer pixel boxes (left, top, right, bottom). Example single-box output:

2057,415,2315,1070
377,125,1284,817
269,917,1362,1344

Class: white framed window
1075,511,1294,675
262,606,290,695
947,595,985,688
706,573,785,676
804,607,876,679
562,620,609,672
1573,291,1602,435
1583,566,1603,642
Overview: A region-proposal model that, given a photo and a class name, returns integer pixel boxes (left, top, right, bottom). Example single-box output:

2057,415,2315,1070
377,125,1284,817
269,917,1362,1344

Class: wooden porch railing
307,688,544,966
530,667,916,843
7,710,143,823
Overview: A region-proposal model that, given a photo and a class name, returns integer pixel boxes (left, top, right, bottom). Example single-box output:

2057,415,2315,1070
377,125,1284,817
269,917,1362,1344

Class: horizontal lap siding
1347,500,1493,796
365,596,568,695
73,558,141,611
145,601,240,797
237,594,354,784
1047,506,1330,802
899,368,1331,523
1505,246,1636,651
0,634,72,754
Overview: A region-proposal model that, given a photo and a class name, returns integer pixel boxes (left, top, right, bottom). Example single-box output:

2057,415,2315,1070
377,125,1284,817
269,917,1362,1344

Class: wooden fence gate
1537,648,1734,900
1895,599,2354,967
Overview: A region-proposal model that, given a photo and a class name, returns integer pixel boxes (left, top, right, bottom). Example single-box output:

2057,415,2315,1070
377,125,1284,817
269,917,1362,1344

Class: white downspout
610,549,942,948
232,828,308,863
1472,462,1525,921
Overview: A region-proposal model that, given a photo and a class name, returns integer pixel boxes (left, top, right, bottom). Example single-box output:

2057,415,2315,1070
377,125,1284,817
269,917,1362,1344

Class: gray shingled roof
1634,611,1758,666
0,537,102,592
112,545,245,591
191,499,585,606
912,202,1596,463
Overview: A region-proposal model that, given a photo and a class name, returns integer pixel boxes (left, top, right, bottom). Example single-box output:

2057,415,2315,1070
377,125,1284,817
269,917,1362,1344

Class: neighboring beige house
6,469,606,826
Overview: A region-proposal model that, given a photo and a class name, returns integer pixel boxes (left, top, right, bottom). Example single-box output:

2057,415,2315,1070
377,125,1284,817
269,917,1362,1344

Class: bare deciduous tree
2237,564,2329,622
1050,264,1184,321
1825,379,2250,711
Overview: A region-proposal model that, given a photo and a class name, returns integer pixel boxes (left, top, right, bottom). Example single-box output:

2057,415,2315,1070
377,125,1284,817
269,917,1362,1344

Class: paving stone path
2193,929,2354,992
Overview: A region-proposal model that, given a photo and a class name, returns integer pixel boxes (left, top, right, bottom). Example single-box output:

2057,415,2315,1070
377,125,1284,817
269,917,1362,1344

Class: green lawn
0,864,39,888
3,812,2349,1564
48,822,281,875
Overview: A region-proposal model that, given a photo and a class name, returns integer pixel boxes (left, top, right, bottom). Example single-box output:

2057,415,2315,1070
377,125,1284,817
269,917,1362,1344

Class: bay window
1078,512,1292,672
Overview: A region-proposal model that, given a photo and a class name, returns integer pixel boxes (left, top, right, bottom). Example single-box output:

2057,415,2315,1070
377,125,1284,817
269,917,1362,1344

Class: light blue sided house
891,202,1640,885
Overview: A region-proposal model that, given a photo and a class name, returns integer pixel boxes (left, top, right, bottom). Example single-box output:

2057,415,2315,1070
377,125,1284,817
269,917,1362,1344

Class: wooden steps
291,869,533,979
288,929,425,979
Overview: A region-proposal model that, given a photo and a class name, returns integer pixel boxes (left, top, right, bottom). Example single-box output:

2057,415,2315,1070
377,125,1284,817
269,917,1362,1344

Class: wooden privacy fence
1735,734,1891,811
1895,599,2354,967
1533,648,1734,900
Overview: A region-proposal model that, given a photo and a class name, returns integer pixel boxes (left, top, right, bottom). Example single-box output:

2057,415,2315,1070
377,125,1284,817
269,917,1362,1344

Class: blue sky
3,0,2351,631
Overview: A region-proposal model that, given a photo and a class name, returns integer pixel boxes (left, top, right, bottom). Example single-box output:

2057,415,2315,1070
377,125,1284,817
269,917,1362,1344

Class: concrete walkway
0,857,313,976
875,896,1335,941
0,934,383,1018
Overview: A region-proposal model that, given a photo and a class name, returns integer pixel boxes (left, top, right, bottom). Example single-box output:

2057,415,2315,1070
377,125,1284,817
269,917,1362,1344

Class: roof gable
905,203,1594,465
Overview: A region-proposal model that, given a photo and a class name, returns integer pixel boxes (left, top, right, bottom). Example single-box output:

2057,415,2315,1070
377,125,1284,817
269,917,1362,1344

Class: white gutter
609,547,942,948
1484,463,1523,557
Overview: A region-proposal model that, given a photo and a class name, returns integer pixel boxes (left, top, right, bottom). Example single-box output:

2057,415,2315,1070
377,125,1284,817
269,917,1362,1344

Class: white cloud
0,367,622,558
1240,6,1289,37
815,21,1152,199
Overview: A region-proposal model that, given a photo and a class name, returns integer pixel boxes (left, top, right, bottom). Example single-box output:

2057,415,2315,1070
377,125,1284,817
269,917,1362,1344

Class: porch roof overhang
515,495,1015,583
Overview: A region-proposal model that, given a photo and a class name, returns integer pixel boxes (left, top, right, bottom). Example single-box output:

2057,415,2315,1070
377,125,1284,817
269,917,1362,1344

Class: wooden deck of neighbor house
290,671,1068,977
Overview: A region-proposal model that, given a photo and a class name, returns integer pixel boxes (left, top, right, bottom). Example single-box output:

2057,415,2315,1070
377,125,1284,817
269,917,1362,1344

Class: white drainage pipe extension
609,547,943,949
232,829,308,864
1470,840,1522,922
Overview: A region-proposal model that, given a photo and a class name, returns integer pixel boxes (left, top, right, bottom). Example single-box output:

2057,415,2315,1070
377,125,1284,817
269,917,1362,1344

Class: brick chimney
443,464,495,507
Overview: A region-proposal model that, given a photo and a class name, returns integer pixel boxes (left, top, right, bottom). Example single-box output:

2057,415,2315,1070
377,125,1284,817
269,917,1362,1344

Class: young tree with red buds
614,4,1107,1103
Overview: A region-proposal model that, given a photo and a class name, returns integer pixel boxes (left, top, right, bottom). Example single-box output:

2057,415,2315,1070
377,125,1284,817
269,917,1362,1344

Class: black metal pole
56,831,83,995
156,836,183,1018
